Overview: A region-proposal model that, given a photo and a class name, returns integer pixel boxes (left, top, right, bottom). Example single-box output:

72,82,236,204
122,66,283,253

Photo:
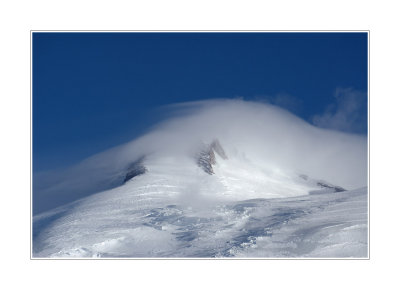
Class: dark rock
299,173,345,193
210,139,228,160
316,181,346,192
123,156,147,183
196,139,228,175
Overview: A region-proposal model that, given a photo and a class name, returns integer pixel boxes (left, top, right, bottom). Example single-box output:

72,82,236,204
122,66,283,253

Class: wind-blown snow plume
33,99,367,214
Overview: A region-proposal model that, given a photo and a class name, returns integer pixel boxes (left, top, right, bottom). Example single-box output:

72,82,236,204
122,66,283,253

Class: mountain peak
123,156,147,183
197,139,228,174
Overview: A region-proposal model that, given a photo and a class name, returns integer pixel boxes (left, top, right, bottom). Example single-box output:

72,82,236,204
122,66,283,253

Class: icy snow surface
33,100,367,258
33,153,368,258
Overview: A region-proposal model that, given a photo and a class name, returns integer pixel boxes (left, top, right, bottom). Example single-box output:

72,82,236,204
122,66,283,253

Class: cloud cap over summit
33,99,367,214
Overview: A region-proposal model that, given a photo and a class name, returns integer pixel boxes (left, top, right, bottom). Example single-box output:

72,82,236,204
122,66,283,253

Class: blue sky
33,32,368,172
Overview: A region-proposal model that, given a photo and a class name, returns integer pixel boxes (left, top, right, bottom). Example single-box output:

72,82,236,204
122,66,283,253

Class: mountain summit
197,139,228,174
32,100,367,258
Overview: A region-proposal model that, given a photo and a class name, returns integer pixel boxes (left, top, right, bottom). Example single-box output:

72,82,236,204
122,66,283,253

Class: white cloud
254,93,303,115
34,99,368,213
312,88,367,133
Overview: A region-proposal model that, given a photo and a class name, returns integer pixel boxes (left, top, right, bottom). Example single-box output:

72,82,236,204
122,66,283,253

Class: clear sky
33,32,368,172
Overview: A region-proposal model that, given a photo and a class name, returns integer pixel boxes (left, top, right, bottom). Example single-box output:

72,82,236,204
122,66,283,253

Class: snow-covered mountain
32,100,368,258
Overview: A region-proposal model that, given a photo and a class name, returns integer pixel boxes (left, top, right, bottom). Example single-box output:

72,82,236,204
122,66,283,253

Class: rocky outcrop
123,156,147,183
299,174,346,193
196,139,228,175
211,139,228,160
316,181,345,192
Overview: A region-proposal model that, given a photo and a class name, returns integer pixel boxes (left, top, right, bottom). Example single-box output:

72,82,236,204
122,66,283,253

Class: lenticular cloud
33,99,367,214
147,99,367,188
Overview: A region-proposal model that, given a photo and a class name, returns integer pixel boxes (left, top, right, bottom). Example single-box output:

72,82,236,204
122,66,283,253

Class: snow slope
33,148,367,258
33,100,368,258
